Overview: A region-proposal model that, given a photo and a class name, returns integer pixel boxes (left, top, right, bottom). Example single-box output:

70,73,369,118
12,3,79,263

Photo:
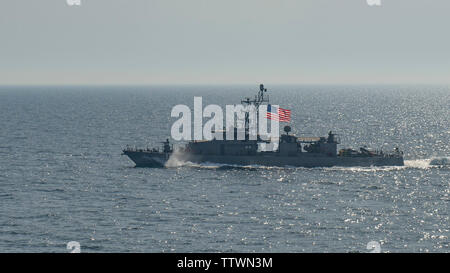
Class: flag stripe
266,106,291,122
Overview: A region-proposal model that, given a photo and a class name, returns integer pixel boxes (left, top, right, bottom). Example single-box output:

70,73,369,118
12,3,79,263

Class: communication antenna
241,83,269,108
241,84,270,136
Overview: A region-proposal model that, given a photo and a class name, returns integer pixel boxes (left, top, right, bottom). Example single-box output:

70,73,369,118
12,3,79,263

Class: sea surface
0,85,448,253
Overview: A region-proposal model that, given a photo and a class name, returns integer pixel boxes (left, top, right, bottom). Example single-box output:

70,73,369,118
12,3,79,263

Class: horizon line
1,82,450,87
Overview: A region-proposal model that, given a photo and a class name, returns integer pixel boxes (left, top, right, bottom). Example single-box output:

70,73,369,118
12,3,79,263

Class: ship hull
123,151,170,167
123,151,404,168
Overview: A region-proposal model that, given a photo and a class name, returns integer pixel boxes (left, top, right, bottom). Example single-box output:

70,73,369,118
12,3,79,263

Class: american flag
266,104,291,122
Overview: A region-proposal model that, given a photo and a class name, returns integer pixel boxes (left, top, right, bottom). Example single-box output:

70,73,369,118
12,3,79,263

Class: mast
241,84,270,137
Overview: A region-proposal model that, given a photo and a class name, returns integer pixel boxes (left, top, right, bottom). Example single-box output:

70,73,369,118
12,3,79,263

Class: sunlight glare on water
0,85,448,252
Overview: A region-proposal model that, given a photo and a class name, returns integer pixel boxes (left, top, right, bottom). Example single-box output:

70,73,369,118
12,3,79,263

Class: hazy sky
1,0,449,85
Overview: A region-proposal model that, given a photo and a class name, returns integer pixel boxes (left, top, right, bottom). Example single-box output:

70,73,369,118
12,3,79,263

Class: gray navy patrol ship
123,84,404,168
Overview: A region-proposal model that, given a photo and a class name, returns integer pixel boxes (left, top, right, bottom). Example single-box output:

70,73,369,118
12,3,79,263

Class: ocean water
0,85,448,253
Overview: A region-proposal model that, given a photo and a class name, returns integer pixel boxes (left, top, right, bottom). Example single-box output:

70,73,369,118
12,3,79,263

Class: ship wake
405,156,450,169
